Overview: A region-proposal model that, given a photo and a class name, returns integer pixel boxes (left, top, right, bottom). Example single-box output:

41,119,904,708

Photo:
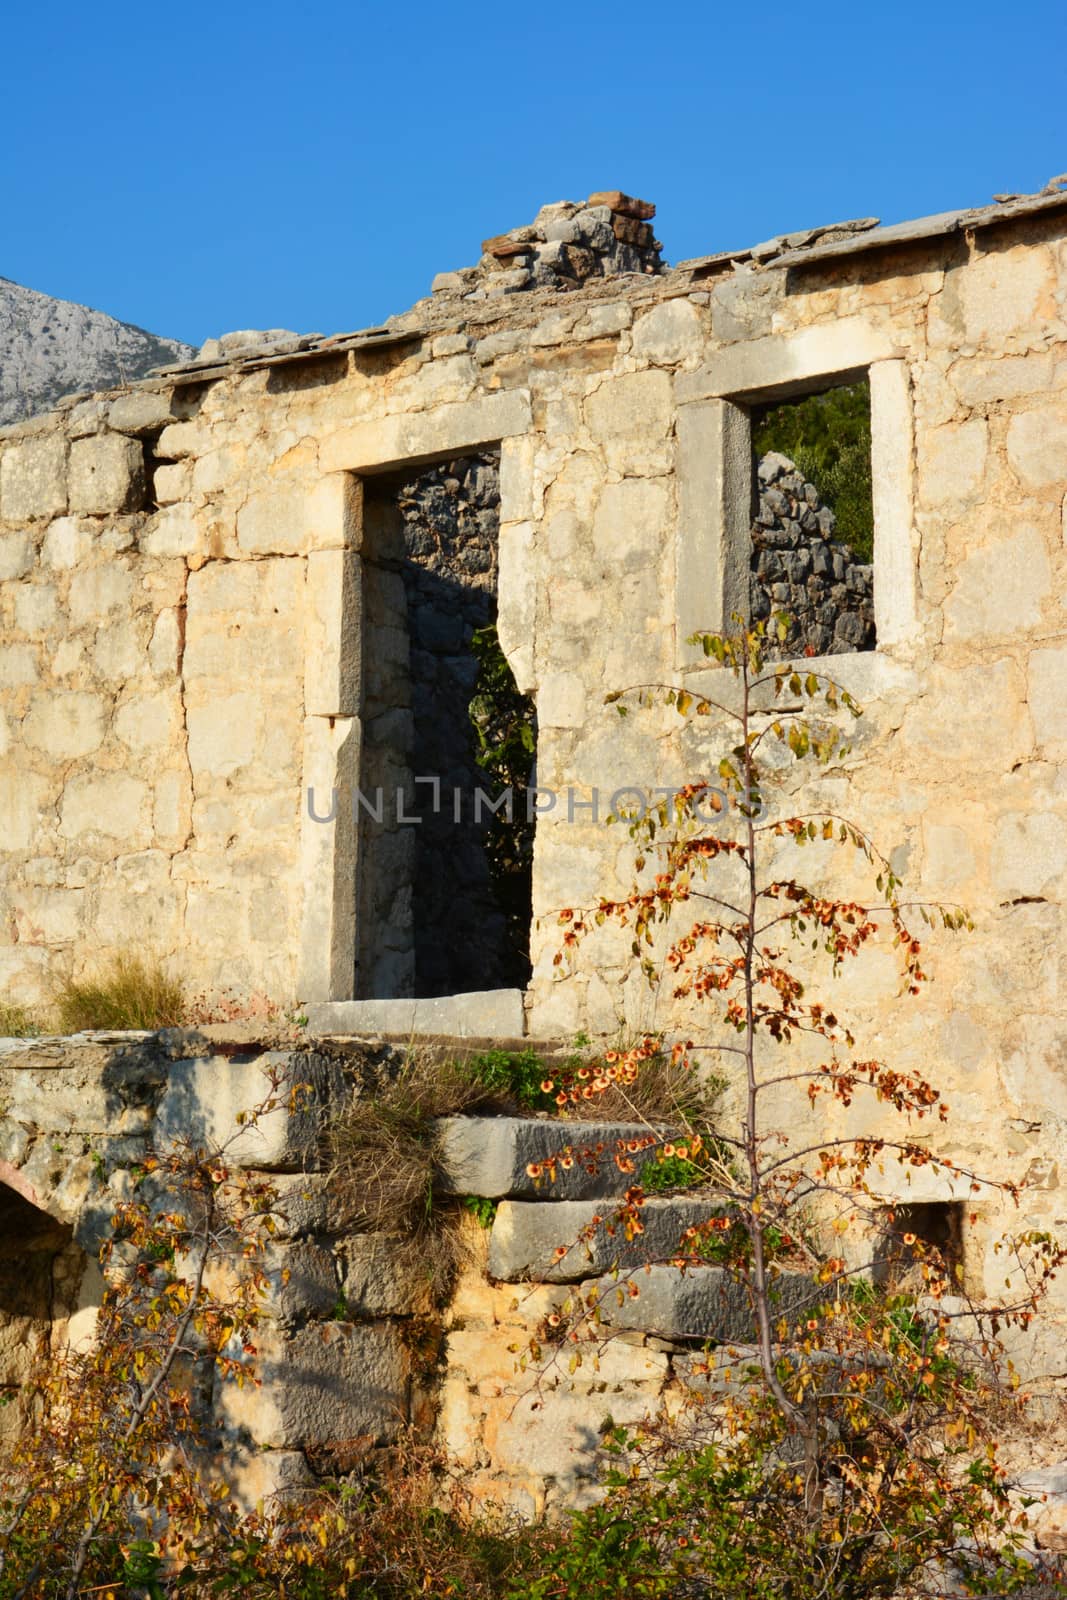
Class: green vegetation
641,1147,704,1192
465,1046,557,1111
463,1195,498,1229
753,380,874,560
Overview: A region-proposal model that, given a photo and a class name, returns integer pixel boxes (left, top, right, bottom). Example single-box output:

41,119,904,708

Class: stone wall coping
764,182,1067,271
0,1026,570,1067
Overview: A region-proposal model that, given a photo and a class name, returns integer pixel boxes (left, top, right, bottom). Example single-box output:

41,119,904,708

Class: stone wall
0,382,307,1009
0,1029,738,1510
2,1026,1063,1516
0,183,1065,1380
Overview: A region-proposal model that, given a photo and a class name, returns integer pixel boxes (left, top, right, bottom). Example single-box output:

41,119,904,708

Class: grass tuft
327,1050,494,1299
51,953,185,1032
0,1002,42,1038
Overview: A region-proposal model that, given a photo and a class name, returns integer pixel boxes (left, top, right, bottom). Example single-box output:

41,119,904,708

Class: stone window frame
297,390,534,1005
674,317,919,677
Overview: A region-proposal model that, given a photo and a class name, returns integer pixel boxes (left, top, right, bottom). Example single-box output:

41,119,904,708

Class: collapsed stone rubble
431,189,664,300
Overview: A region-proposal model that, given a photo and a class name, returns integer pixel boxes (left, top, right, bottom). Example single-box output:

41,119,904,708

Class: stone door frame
297,391,534,1005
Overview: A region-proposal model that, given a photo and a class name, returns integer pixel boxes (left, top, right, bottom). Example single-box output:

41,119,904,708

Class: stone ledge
488,1197,724,1282
436,1117,673,1202
590,1263,817,1341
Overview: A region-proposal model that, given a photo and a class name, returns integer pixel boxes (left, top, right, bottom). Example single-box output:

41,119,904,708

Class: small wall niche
873,1200,965,1292
749,378,875,660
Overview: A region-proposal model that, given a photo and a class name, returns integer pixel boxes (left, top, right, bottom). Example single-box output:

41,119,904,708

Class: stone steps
433,1111,821,1345
306,990,525,1039
590,1262,818,1342
487,1197,725,1282
434,1115,671,1201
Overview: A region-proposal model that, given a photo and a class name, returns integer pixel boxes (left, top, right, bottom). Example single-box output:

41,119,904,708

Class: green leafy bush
641,1148,704,1192
465,1047,557,1111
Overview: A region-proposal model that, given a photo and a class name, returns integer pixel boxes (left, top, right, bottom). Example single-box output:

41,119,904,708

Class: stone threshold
306,988,525,1039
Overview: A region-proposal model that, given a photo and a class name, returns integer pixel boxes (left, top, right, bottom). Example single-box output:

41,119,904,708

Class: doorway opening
357,451,536,1000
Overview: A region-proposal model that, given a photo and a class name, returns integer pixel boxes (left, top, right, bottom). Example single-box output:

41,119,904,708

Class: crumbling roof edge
136,183,1067,388
759,186,1067,271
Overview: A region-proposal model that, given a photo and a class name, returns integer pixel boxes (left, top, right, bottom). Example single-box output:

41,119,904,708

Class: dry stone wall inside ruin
751,450,875,658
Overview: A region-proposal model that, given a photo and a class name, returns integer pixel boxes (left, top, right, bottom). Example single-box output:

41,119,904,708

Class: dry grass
0,1001,41,1038
559,1048,727,1132
327,1050,493,1298
50,952,186,1032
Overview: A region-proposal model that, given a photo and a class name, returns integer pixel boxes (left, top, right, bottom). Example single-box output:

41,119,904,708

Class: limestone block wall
2,1027,1062,1514
0,191,1064,1357
0,1031,428,1498
0,383,311,1009
0,1030,718,1511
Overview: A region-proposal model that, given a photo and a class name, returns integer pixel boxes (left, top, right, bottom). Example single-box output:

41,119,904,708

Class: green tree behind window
753,380,873,561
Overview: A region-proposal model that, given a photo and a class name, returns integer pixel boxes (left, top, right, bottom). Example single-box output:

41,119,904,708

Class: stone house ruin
0,179,1066,1502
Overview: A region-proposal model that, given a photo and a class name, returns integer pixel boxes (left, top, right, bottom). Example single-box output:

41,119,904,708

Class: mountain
0,276,196,427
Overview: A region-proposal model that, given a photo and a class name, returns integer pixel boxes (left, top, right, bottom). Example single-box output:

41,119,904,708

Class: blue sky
4,0,1065,349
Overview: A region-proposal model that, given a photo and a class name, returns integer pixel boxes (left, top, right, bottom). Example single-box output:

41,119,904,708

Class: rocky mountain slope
0,276,195,426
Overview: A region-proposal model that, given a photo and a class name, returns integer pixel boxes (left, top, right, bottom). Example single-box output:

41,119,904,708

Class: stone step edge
434,1115,682,1202
487,1196,727,1283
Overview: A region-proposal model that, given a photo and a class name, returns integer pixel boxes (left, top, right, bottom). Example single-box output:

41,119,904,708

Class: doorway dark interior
359,451,535,999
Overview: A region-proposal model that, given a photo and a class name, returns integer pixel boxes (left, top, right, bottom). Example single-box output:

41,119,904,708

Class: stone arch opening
0,1183,95,1446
